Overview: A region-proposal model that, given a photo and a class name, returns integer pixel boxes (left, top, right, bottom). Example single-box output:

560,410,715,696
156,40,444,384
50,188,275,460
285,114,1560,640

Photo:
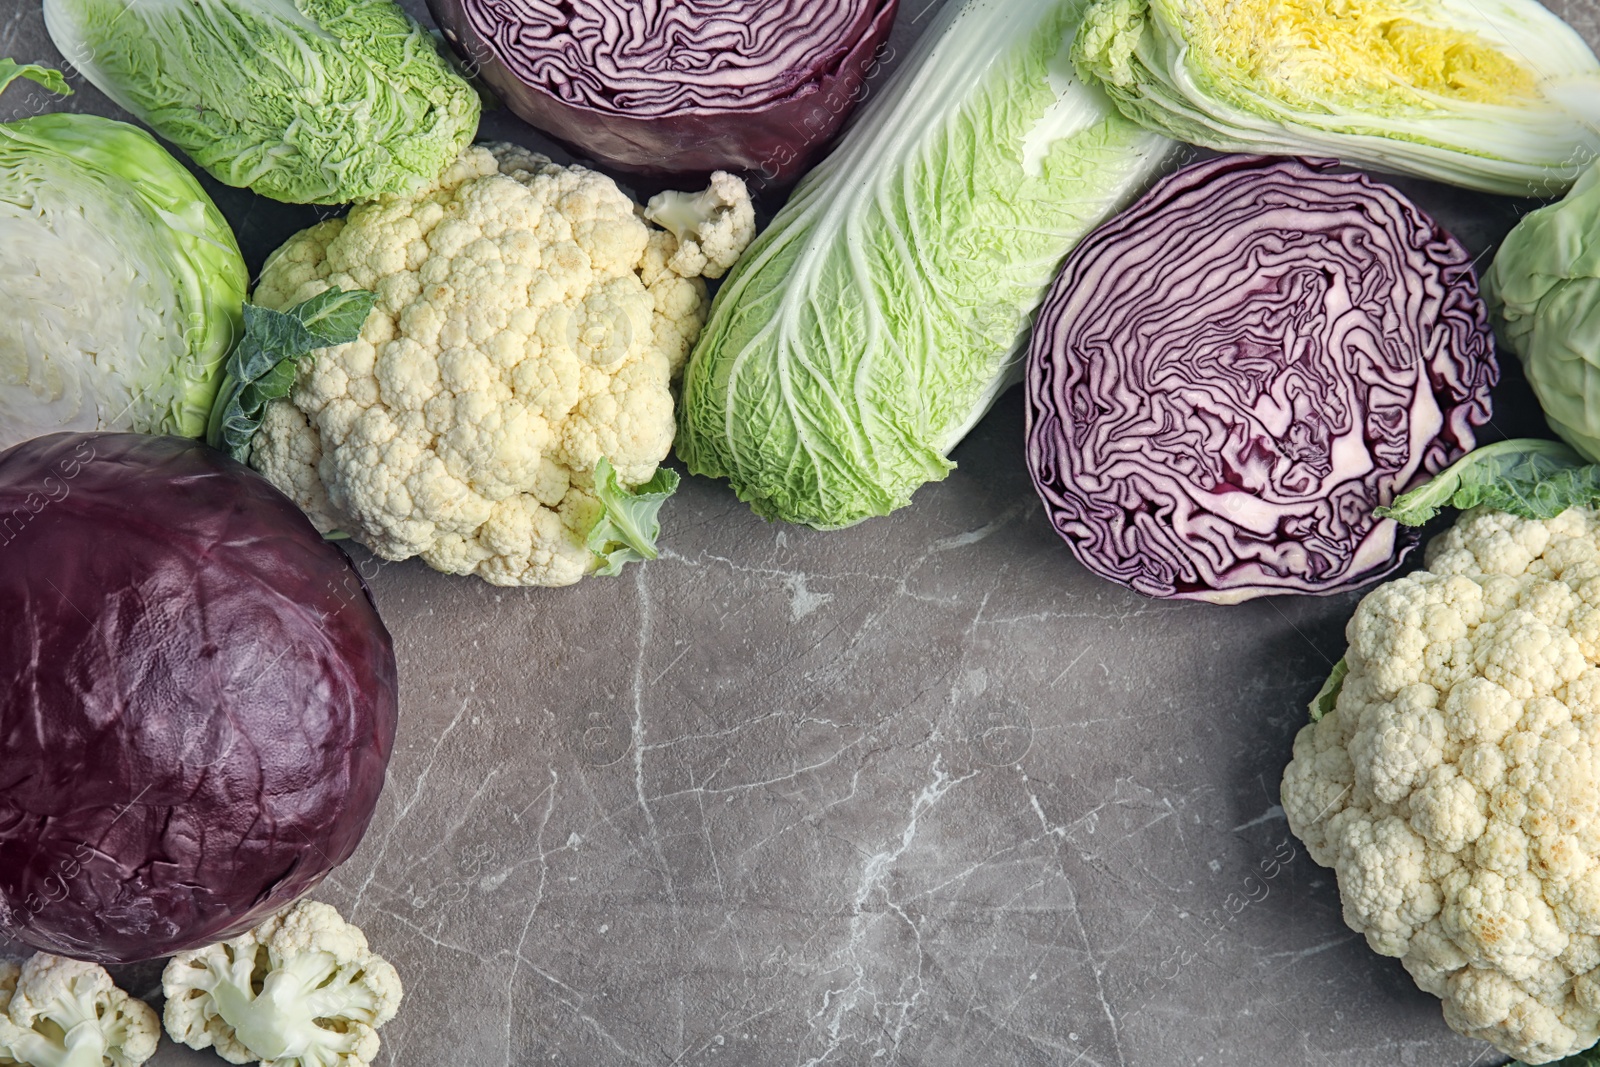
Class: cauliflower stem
0,954,158,1067
642,173,757,281
188,943,384,1063
162,900,402,1067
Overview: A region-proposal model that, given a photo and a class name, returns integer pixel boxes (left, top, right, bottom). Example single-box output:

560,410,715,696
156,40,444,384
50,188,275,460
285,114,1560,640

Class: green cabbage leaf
42,0,481,205
207,288,378,463
1377,439,1600,526
675,0,1174,529
587,459,682,577
0,61,247,452
1072,0,1600,196
1486,160,1600,459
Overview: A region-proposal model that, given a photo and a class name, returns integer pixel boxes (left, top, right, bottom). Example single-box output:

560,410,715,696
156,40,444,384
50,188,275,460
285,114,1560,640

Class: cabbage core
1201,0,1538,110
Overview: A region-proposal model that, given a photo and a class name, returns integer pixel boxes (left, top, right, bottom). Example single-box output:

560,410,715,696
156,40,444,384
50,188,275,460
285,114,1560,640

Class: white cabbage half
0,97,247,453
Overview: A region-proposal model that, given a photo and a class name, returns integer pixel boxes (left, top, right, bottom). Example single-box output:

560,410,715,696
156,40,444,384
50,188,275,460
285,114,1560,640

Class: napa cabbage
1072,0,1600,196
675,0,1174,529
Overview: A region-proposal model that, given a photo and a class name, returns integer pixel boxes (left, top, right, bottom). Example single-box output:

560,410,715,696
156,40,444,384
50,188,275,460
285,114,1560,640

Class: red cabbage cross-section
429,0,899,181
1024,155,1498,604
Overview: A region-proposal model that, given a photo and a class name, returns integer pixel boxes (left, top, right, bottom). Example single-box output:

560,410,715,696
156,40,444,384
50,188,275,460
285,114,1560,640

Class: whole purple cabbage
1024,155,1498,604
428,0,898,182
0,433,398,964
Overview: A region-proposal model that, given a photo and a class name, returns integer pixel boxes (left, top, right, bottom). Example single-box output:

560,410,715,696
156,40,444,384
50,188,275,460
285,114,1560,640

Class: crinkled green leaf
41,0,481,205
206,288,375,463
0,59,71,97
586,458,680,577
1309,659,1347,722
675,0,1173,529
1376,438,1595,526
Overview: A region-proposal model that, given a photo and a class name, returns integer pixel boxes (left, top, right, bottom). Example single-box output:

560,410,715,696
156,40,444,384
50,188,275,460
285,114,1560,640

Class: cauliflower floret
1282,506,1600,1063
643,172,757,281
0,954,159,1067
251,143,754,587
161,900,401,1067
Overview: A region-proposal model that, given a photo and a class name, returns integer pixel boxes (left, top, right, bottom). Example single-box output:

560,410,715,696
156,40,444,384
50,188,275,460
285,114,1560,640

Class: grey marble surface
4,0,1599,1063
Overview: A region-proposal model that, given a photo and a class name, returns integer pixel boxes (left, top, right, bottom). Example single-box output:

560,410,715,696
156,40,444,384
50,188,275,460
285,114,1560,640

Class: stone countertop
3,0,1597,1063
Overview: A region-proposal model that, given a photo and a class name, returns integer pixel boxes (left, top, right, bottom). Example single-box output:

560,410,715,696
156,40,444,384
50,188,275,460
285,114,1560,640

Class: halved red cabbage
1024,155,1498,604
428,0,898,182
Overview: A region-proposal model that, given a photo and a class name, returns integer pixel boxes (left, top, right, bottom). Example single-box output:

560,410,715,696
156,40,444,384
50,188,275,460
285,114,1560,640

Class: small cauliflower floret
250,144,755,587
161,901,401,1067
1283,506,1600,1064
0,954,159,1067
643,172,757,281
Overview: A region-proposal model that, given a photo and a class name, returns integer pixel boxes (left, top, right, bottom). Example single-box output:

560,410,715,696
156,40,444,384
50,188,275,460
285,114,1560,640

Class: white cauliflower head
0,953,159,1067
161,900,401,1067
250,143,752,587
1283,506,1600,1064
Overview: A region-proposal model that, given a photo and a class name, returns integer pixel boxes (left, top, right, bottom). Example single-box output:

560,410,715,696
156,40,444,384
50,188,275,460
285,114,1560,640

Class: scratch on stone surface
662,547,965,611
504,767,561,1067
1049,643,1095,687
908,842,1034,901
980,604,1181,626
664,1003,787,1067
784,573,834,620
650,739,866,802
629,565,687,1048
515,955,653,1066
929,499,1033,553
799,757,977,1067
1019,773,1154,1067
964,1000,1111,1067
739,768,864,858
389,767,506,883
651,642,695,682
661,548,887,589
1264,934,1358,962
630,566,674,891
1066,896,1128,1067
0,8,26,55
351,694,474,917
370,904,482,956
691,779,729,901
1232,805,1286,833
1028,790,1069,839
640,710,790,752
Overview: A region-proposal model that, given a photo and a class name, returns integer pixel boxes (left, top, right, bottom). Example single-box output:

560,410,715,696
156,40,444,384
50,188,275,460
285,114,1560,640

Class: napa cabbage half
675,0,1174,529
1073,0,1600,195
